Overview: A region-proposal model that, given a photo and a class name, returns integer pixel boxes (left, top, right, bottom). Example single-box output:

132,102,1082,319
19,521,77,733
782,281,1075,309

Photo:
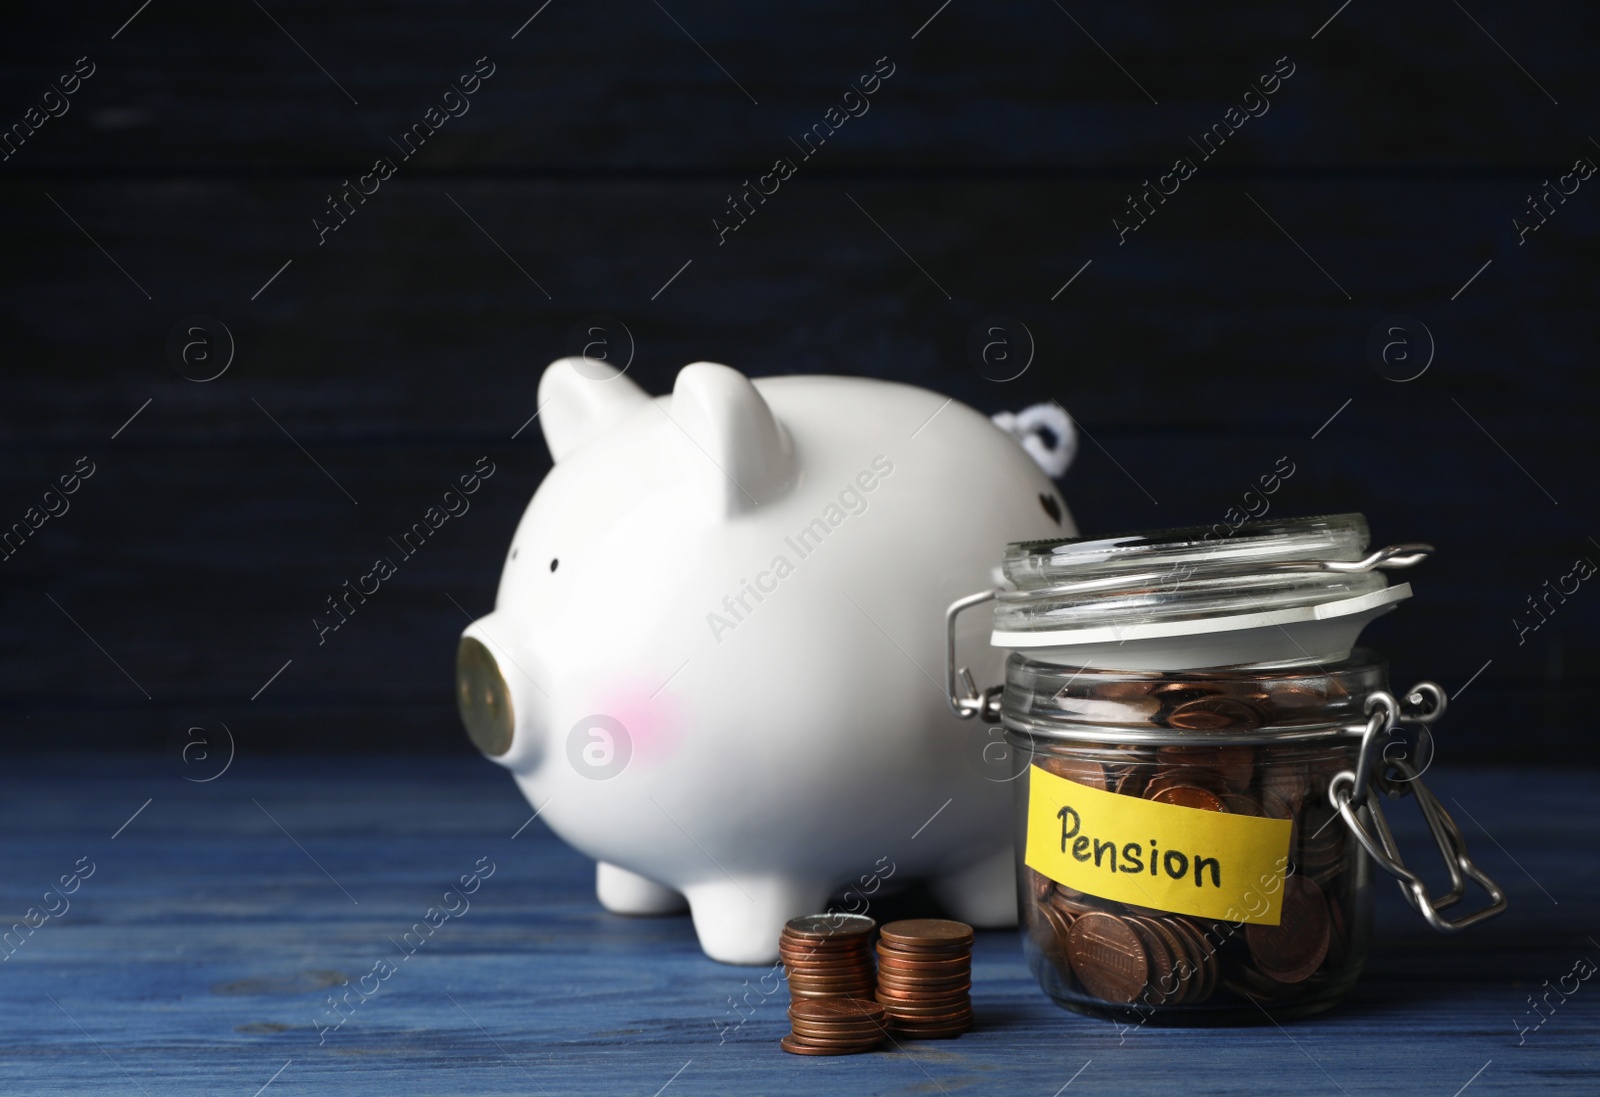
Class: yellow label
1024,764,1293,926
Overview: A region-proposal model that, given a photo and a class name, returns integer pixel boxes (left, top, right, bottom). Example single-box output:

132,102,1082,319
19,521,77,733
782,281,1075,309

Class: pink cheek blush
592,684,682,764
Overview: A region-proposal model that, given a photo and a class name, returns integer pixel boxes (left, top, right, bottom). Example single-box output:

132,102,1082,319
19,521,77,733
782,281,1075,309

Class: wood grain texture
0,758,1592,1094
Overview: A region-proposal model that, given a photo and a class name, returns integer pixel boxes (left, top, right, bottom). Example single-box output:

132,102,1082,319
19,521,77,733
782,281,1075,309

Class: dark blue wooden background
3,1,1598,761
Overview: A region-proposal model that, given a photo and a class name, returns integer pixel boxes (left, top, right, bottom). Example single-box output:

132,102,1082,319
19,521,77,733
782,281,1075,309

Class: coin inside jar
1245,875,1331,984
1065,912,1148,1004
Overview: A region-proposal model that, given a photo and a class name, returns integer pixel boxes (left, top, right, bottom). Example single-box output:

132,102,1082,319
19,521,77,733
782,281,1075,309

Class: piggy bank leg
683,878,831,965
930,846,1019,927
596,862,688,916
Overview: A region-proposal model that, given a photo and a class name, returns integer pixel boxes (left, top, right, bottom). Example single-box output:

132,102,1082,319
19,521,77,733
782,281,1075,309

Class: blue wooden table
3,757,1594,1095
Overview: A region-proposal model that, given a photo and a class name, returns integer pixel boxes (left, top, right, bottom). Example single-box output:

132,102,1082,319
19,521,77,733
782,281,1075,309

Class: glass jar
1007,654,1382,1023
946,513,1507,1025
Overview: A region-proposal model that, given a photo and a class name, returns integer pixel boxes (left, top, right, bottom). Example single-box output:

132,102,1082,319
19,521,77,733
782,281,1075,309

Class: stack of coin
780,998,889,1056
779,914,876,1003
874,919,974,1038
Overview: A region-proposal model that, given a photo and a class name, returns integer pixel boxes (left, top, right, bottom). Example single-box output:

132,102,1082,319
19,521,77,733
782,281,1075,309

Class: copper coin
1246,875,1331,984
879,920,974,950
788,1029,886,1049
788,1016,887,1038
876,970,965,986
876,941,969,958
782,942,873,957
1157,744,1255,791
789,998,886,1022
881,1015,971,1030
1066,912,1148,1004
783,914,876,941
781,955,872,972
883,1017,966,1029
781,956,871,970
1139,915,1196,1006
874,988,971,1007
875,970,970,990
1224,965,1295,1003
876,947,970,969
780,942,873,960
890,1026,969,1039
875,984,972,1003
1156,918,1205,1005
1039,897,1076,942
785,967,875,981
876,953,967,971
883,1004,966,1017
781,930,873,946
888,1005,973,1023
1145,764,1230,793
784,1026,887,1044
786,1028,887,1048
1142,775,1229,804
1123,917,1174,1007
889,1008,973,1025
1155,918,1202,1005
777,953,870,972
780,1033,883,1055
875,985,970,1004
780,946,871,961
788,1008,887,1030
889,1002,974,1017
790,982,873,993
1257,787,1294,820
1164,917,1216,1004
1258,766,1308,814
1148,785,1225,812
1165,696,1263,731
785,974,875,989
889,1025,970,1039
1221,792,1262,816
789,988,873,1002
1041,756,1111,790
876,978,972,997
1036,902,1077,974
890,1011,973,1027
783,967,875,983
786,977,876,992
1112,767,1150,797
781,953,873,968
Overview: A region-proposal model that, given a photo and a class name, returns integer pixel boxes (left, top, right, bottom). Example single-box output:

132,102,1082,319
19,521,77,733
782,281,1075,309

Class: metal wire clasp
945,589,1003,722
1328,684,1507,932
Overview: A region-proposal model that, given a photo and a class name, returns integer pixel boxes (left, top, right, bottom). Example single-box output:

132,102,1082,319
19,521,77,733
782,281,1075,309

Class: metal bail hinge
945,589,1002,722
1328,684,1508,933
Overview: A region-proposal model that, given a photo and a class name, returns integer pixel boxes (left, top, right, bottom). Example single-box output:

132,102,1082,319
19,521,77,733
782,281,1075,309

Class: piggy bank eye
510,547,519,560
549,558,559,572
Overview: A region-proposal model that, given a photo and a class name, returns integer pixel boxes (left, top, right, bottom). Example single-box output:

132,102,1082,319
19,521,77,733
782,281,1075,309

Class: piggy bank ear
538,357,650,462
670,362,795,514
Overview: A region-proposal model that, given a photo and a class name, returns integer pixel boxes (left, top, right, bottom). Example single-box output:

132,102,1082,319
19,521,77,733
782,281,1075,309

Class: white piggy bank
457,358,1075,963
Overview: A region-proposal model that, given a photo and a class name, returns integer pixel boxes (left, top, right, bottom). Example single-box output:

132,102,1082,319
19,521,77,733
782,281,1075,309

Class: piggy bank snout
457,623,537,770
456,634,514,757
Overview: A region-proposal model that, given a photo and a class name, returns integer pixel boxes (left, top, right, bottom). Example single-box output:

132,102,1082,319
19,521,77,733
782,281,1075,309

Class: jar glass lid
991,513,1430,670
1001,512,1369,589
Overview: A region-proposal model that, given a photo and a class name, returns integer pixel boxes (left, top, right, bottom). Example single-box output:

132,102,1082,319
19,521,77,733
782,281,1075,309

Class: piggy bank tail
992,402,1077,479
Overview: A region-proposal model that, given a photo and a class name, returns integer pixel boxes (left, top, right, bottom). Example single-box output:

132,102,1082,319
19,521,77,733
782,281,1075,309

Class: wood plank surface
0,758,1591,1095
